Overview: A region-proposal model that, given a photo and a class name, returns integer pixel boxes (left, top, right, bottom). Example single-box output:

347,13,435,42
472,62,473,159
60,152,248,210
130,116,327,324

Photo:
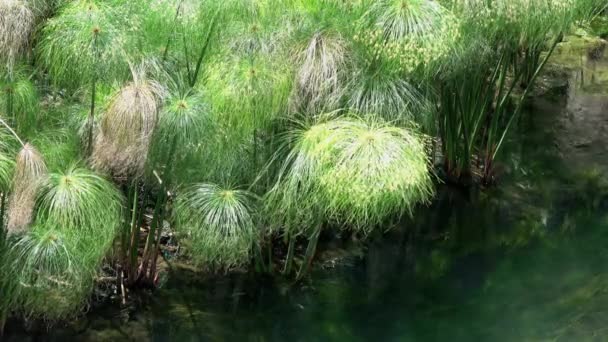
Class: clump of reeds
174,183,258,269
0,0,34,70
267,115,433,235
6,143,47,236
290,31,349,115
91,66,165,179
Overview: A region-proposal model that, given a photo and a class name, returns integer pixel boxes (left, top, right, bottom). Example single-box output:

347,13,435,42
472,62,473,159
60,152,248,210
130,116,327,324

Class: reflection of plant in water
567,167,608,210
465,223,608,341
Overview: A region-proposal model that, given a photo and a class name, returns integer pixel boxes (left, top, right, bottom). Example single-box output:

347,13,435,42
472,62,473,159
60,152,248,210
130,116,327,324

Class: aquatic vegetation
30,129,80,173
0,66,38,138
0,0,602,328
36,167,123,250
37,0,131,152
0,0,34,70
267,116,433,235
3,166,122,320
6,144,47,236
5,227,96,321
290,31,350,115
174,183,258,268
347,68,428,124
358,0,459,76
156,92,208,146
92,66,165,179
37,0,128,88
433,0,576,183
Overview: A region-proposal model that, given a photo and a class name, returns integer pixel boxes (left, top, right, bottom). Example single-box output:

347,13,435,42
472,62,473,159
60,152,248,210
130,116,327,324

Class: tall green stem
490,34,563,158
0,193,6,241
87,32,99,155
5,87,13,128
189,10,219,87
0,193,6,335
296,225,322,281
162,0,185,62
139,135,178,282
139,191,164,280
128,184,143,285
0,310,5,337
150,136,179,278
282,232,296,275
0,117,25,147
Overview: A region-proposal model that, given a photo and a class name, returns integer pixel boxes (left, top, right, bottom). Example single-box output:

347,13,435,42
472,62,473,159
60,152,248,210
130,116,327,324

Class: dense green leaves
3,227,95,320
2,166,122,320
0,0,602,323
175,183,258,268
267,116,433,235
37,0,129,88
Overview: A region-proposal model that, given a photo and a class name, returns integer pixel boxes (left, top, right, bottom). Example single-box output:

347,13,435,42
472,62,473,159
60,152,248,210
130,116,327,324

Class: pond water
5,39,608,342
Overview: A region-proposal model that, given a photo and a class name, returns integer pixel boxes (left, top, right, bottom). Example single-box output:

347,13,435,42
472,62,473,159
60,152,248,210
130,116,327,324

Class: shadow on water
6,41,608,342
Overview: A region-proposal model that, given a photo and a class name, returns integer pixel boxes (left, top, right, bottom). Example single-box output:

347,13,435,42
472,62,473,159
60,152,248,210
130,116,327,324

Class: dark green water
6,41,608,342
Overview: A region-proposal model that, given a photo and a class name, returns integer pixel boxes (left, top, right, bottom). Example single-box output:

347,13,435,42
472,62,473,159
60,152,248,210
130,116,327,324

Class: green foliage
0,66,39,136
355,0,459,78
573,0,608,23
148,90,211,184
0,0,603,323
36,166,123,259
156,91,209,147
1,166,123,321
0,151,13,192
347,67,429,124
4,227,95,320
435,0,575,182
203,54,292,183
364,0,446,40
37,0,130,88
30,128,80,173
0,129,16,192
174,183,258,269
267,116,434,235
289,31,350,115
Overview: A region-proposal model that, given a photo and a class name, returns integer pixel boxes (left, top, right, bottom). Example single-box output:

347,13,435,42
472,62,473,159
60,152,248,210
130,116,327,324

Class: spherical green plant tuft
2,166,122,321
36,166,123,260
365,0,445,40
174,183,258,269
205,56,292,132
318,118,434,231
155,90,209,148
145,90,212,188
347,69,429,124
37,0,129,88
30,128,80,173
222,0,291,58
203,55,292,182
267,116,433,235
5,226,96,321
356,0,459,77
